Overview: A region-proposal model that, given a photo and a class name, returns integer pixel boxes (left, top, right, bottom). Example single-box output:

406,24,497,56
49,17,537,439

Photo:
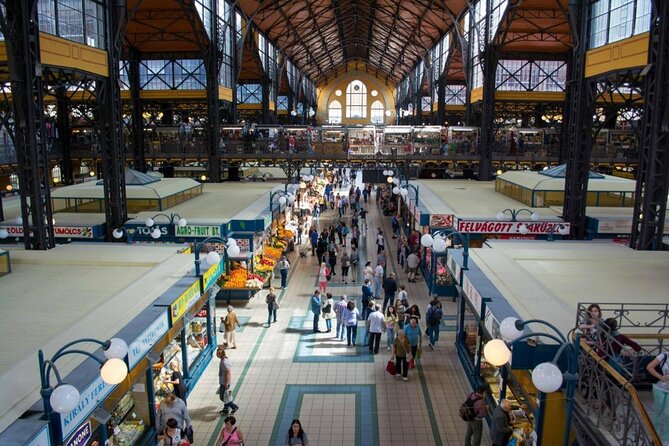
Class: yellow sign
203,260,223,291
170,280,201,323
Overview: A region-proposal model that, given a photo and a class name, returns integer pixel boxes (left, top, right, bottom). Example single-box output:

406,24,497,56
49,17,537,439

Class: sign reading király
456,220,570,235
1,225,94,238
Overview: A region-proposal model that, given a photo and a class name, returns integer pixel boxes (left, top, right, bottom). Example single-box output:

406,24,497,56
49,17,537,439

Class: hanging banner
456,220,570,235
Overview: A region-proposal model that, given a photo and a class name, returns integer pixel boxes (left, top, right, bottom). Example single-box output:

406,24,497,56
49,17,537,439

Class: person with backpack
462,386,488,446
425,300,444,350
646,350,669,439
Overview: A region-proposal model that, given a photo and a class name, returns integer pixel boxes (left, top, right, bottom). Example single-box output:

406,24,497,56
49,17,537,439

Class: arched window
328,100,342,124
370,100,384,124
346,80,367,118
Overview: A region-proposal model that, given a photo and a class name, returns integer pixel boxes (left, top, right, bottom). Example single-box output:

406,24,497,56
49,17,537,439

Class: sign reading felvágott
175,225,221,237
456,220,570,235
127,312,170,368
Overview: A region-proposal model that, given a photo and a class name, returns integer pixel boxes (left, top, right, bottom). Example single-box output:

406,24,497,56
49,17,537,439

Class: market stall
348,126,376,156
413,126,442,155
317,126,346,155
382,126,412,155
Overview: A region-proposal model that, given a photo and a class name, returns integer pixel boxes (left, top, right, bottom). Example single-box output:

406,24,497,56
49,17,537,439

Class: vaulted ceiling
238,0,468,85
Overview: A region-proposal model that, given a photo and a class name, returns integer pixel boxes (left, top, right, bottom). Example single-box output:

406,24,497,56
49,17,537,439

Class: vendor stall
382,126,412,155
348,126,376,156
413,126,442,155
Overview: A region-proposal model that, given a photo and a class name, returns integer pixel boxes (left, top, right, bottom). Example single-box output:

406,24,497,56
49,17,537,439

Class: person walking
317,262,330,294
322,293,334,332
285,419,310,446
425,300,444,349
404,317,422,360
156,393,191,437
407,251,420,282
361,279,373,311
343,300,360,346
217,346,239,414
223,306,241,349
215,416,244,446
310,229,318,257
385,306,399,352
374,262,384,299
278,256,290,289
157,417,188,446
392,329,411,381
334,295,348,340
464,386,488,446
359,208,368,231
367,304,385,355
363,261,374,284
382,272,398,312
340,251,350,284
310,290,322,333
490,399,513,446
376,229,385,254
265,287,279,327
349,246,359,282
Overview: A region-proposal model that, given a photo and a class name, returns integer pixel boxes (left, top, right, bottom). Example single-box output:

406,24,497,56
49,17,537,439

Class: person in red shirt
464,385,488,446
599,318,641,374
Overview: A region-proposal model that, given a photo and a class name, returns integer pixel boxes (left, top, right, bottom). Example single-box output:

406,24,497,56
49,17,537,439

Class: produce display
222,268,248,288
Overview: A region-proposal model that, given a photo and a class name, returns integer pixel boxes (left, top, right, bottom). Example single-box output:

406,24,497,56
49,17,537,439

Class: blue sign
25,424,50,446
59,377,115,440
65,421,91,446
127,311,169,368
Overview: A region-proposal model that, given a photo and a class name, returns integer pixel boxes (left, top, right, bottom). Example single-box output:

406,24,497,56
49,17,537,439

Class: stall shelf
317,127,346,155
382,126,412,155
348,126,376,156
413,126,442,155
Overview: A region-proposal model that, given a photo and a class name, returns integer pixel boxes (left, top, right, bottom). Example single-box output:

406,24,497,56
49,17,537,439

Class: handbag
182,425,194,444
386,360,397,375
409,357,415,369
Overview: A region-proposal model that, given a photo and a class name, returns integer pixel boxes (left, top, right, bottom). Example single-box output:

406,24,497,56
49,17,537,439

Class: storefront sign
65,421,91,446
175,225,221,238
170,280,201,323
203,259,224,291
484,307,496,338
1,225,95,238
429,214,453,228
457,220,571,235
60,377,115,440
127,312,170,368
597,219,632,234
25,424,50,446
462,274,483,317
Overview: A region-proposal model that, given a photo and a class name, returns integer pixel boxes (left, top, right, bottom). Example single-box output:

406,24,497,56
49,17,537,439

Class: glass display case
317,127,346,155
382,126,412,155
348,127,376,156
152,341,182,407
107,383,150,446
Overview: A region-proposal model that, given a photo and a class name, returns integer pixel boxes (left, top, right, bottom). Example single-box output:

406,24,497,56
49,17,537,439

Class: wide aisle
186,180,483,446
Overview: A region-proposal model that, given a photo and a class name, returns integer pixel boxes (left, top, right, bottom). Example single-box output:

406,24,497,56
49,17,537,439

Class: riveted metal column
56,86,73,186
1,0,55,249
261,74,271,124
128,48,145,172
478,46,498,181
630,0,669,250
436,75,446,125
97,0,128,238
205,0,222,183
563,0,595,240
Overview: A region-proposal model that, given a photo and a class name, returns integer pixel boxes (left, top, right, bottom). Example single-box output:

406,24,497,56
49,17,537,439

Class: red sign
429,214,453,228
1,225,94,238
456,220,570,235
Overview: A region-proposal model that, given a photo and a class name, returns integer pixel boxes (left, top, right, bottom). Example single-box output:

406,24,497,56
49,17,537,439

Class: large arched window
346,80,367,118
328,100,342,124
370,100,384,124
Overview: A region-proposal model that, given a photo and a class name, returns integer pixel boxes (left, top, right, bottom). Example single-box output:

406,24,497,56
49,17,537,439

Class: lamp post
546,223,570,241
193,236,240,276
39,338,129,440
111,226,136,244
269,189,296,216
496,208,540,222
420,229,469,295
483,317,580,446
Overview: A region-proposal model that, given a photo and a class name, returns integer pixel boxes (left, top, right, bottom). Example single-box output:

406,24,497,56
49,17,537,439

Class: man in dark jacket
361,279,374,309
381,272,398,312
490,399,513,446
464,385,488,446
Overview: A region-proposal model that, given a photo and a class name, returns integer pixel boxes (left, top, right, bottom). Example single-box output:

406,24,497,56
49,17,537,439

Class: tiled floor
187,181,488,445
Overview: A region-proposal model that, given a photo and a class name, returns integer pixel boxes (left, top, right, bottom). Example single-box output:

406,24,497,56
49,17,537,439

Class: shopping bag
409,358,415,369
386,360,397,375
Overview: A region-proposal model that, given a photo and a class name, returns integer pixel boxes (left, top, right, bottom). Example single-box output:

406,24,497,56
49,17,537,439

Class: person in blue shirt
310,228,319,257
310,290,322,333
361,279,373,309
404,316,422,360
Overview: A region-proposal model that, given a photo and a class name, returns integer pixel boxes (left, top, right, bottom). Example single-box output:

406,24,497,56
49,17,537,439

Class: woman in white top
363,261,374,283
342,300,360,347
317,262,330,293
322,293,334,332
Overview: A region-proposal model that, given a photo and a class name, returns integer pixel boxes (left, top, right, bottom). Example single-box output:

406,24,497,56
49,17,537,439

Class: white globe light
300,181,306,189
499,317,524,342
206,251,221,265
50,384,80,413
393,178,400,186
392,187,400,195
112,228,124,239
104,338,128,360
145,218,155,228
496,212,509,221
530,212,540,221
0,229,9,239
400,188,408,197
290,110,297,116
386,176,394,183
420,233,434,248
16,216,22,225
100,358,128,385
432,237,448,253
559,225,569,236
483,339,512,367
150,228,161,239
177,218,188,227
227,244,241,257
225,238,237,247
532,362,563,393
518,224,529,235
278,196,287,205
